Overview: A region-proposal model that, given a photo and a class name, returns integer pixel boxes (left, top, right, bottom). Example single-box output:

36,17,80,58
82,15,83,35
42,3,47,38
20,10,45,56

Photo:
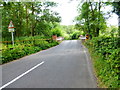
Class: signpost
8,21,15,46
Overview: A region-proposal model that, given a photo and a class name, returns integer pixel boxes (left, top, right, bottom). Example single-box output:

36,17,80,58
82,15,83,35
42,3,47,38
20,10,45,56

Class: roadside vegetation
1,36,59,64
0,1,81,64
85,37,120,87
75,1,120,88
0,1,120,88
0,2,62,64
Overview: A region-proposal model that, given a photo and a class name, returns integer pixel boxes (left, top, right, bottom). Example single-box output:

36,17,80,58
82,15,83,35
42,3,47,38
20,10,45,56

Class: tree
112,2,120,36
1,1,61,40
75,2,107,37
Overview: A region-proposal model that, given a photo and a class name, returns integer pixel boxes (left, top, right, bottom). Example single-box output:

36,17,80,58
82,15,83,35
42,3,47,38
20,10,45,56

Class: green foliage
60,25,83,40
51,27,62,37
63,25,75,35
112,2,120,36
85,37,120,88
75,2,107,37
100,26,118,37
112,2,120,16
70,31,81,39
1,36,59,64
1,2,61,40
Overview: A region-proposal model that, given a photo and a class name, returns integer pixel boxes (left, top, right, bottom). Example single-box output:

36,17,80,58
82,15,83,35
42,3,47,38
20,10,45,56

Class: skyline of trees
0,1,120,41
74,1,120,38
1,1,61,41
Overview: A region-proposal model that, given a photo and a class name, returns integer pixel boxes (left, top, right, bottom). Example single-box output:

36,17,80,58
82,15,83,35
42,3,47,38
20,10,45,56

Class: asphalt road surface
1,40,97,88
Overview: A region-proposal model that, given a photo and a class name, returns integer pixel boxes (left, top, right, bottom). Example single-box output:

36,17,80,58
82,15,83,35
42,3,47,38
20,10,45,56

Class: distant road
1,40,97,88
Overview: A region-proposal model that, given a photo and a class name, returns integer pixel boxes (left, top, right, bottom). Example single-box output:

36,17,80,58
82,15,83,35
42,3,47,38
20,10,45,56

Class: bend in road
2,40,97,88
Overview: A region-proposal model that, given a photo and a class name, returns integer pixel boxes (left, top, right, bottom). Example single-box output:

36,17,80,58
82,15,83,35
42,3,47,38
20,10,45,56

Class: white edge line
83,48,97,87
0,61,44,89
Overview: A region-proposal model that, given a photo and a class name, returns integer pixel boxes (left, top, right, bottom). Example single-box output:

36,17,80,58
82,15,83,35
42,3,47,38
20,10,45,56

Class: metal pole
11,32,14,46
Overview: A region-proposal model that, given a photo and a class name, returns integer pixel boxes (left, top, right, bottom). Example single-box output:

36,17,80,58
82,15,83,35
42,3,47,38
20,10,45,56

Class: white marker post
8,21,15,46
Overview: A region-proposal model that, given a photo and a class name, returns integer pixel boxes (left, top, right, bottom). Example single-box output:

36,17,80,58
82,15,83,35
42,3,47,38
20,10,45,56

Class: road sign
86,34,89,40
8,21,15,46
8,21,15,32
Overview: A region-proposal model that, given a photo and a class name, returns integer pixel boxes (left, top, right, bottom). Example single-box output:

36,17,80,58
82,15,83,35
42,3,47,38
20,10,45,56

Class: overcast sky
50,0,78,25
49,0,118,26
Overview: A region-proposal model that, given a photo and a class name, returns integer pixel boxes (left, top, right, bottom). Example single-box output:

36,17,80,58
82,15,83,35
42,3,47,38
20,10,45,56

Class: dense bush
84,37,120,88
51,28,63,37
70,31,81,40
2,38,59,64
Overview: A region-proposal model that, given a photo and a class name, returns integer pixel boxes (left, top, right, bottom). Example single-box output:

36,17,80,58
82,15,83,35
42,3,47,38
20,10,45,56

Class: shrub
2,39,59,64
84,37,120,88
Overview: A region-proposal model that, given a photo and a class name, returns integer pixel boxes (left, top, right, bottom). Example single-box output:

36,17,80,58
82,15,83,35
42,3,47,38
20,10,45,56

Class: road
1,40,97,88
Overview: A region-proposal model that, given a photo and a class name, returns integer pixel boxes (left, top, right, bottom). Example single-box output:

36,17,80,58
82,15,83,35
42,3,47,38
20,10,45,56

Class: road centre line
0,61,44,90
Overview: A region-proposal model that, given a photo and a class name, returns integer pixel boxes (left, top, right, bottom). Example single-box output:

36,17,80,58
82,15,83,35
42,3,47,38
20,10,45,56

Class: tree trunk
87,2,90,34
96,2,101,37
26,4,29,36
31,3,35,36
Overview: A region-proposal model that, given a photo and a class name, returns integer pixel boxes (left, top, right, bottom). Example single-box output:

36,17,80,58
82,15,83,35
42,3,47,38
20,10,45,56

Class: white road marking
83,48,97,87
0,61,44,89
